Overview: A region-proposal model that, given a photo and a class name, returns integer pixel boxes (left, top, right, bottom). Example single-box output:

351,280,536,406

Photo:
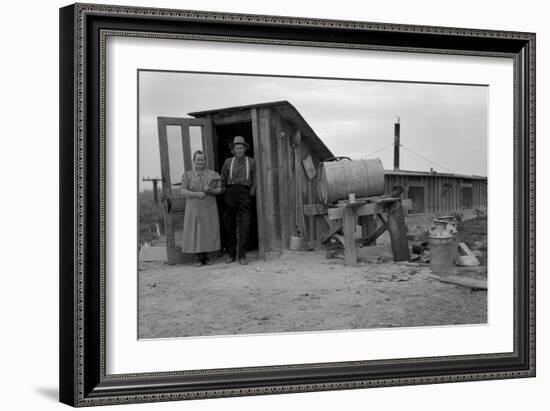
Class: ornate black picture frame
59,3,535,407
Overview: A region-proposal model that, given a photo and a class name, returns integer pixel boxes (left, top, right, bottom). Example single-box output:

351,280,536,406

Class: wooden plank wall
254,108,318,257
268,112,327,248
290,136,326,246
283,118,296,241
257,108,278,258
472,179,488,209
267,108,281,254
273,112,295,250
273,112,287,249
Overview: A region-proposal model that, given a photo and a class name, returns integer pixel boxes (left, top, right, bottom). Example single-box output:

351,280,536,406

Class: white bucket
290,233,306,250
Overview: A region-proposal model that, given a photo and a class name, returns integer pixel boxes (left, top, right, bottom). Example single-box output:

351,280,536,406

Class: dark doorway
214,121,259,253
408,186,426,214
461,186,473,208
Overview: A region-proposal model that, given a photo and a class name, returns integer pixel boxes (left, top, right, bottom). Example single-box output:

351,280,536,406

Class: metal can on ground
428,236,457,275
428,219,457,275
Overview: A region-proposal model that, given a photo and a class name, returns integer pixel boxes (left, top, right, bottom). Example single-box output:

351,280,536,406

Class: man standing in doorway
220,136,256,265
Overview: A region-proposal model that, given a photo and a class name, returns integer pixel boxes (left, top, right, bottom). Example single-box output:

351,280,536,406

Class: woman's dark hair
193,150,205,161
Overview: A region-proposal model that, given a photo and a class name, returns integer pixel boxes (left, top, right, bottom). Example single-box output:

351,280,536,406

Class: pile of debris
408,239,482,267
407,216,484,267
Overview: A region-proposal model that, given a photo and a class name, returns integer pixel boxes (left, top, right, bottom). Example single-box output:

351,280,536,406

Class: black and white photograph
138,70,488,339
1,0,545,407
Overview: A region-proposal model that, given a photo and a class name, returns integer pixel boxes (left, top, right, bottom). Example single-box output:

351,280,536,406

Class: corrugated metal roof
189,100,334,160
384,169,487,181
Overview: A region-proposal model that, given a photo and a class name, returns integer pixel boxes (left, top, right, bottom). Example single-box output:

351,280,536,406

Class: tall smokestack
394,117,400,170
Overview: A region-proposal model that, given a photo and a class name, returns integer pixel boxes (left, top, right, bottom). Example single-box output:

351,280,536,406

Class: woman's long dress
180,169,221,253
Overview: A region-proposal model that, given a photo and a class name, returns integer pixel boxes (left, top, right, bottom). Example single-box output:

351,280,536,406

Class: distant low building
384,169,487,215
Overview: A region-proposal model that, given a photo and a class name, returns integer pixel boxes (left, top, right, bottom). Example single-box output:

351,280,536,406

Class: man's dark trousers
224,185,252,259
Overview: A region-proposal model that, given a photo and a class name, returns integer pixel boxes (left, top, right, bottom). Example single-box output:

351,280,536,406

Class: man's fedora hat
229,136,249,150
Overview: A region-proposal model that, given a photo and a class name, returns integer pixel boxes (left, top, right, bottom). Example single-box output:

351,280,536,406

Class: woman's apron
181,170,221,253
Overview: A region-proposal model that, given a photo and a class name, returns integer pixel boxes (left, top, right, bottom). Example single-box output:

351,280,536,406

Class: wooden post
307,180,315,244
293,131,306,237
180,125,192,172
385,200,410,262
259,108,277,256
152,180,158,204
251,108,265,259
342,206,358,266
394,117,400,170
359,215,377,246
275,117,289,249
157,120,176,264
143,177,162,204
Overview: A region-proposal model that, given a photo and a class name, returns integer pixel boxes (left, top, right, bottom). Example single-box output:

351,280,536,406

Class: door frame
157,116,214,264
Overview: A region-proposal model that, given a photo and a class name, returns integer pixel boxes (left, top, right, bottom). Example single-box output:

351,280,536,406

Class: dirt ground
138,216,487,339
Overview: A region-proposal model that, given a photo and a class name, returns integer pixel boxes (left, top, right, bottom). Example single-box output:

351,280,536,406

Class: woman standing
180,150,222,266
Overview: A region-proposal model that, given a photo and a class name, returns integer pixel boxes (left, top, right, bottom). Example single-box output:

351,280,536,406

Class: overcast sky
139,71,487,191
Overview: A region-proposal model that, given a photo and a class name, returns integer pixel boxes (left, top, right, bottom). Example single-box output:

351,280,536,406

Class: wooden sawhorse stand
323,197,411,266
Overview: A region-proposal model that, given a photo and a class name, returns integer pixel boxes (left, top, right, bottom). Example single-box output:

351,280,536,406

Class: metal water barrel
317,158,385,204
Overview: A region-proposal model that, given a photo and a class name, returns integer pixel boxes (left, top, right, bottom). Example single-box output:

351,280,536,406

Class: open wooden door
157,117,214,264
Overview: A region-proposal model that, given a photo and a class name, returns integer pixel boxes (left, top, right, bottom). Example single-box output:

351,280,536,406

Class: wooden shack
384,170,487,215
156,100,487,264
157,100,334,264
